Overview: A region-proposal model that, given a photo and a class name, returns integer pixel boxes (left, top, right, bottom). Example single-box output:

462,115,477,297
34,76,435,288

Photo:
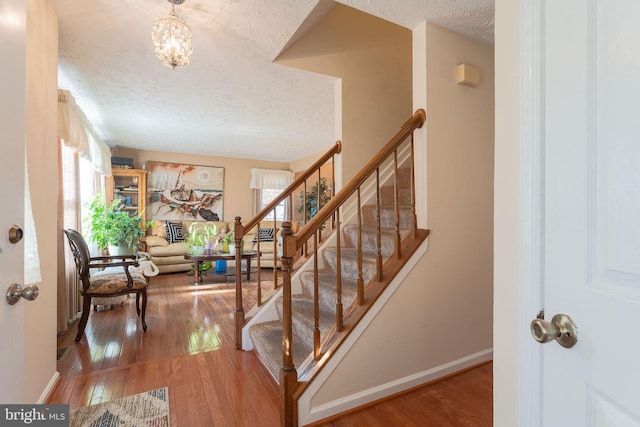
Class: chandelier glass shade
151,2,192,69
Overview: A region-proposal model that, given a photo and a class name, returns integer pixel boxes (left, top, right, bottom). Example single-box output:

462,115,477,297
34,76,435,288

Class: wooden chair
63,229,148,343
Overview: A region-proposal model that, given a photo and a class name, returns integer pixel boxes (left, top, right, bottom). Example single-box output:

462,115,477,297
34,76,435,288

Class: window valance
250,168,294,190
58,89,112,176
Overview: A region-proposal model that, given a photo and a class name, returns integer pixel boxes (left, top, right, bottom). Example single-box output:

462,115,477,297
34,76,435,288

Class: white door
538,0,640,425
0,0,27,403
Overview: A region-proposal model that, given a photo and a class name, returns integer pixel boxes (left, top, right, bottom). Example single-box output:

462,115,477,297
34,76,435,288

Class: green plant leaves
84,193,152,250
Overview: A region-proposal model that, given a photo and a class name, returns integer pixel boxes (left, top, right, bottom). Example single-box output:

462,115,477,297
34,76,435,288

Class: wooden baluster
410,133,417,239
317,168,323,243
288,192,293,223
313,232,320,360
375,169,383,281
357,188,364,305
279,222,298,427
335,208,343,332
256,220,262,305
272,215,278,287
393,148,401,259
331,154,336,230
303,181,308,259
233,217,245,349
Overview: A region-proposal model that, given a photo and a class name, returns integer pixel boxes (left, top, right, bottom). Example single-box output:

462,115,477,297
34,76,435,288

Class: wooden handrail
295,109,425,245
241,141,342,235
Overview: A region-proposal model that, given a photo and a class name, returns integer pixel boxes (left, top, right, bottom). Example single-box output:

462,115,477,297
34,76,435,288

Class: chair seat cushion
87,272,147,295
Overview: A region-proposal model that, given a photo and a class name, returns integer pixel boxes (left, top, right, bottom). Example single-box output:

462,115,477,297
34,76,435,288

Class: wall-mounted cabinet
105,168,147,223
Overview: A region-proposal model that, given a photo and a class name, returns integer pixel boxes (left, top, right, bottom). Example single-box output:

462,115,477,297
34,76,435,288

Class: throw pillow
164,221,185,244
252,227,277,243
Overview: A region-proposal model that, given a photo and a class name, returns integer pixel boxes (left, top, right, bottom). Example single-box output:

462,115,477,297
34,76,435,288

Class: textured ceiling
51,0,494,162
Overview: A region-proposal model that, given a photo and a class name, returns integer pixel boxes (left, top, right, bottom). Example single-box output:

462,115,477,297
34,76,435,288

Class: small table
185,251,259,284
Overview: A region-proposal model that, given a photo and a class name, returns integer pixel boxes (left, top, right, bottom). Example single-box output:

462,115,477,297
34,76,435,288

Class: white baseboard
37,371,60,404
301,348,493,425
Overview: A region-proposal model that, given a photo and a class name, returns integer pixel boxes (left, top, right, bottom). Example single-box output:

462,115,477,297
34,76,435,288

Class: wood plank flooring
48,271,492,426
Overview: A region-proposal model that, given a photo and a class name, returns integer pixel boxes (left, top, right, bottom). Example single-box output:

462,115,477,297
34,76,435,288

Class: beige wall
275,4,412,183
306,23,494,414
111,147,289,223
24,0,59,402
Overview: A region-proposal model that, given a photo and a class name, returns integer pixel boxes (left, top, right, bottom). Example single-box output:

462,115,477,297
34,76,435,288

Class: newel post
279,222,298,427
234,216,245,349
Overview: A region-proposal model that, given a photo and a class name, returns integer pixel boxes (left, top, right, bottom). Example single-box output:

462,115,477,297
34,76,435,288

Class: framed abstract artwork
147,161,224,221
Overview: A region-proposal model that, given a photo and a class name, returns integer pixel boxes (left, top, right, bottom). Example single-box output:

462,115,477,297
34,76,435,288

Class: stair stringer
296,236,431,425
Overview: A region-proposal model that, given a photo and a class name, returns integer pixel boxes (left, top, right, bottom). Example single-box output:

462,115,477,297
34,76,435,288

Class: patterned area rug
70,387,169,427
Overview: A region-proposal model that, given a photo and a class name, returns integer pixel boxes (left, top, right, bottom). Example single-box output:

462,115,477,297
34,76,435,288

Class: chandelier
151,0,193,69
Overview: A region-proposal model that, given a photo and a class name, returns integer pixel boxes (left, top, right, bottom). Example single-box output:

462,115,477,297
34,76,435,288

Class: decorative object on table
147,161,224,222
151,0,192,69
215,259,227,273
220,231,234,253
184,222,217,255
84,192,153,256
229,240,244,255
70,387,169,427
298,177,331,223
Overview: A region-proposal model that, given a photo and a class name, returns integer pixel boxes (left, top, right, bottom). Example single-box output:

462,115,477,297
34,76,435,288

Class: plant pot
229,241,244,255
189,245,205,256
108,241,135,256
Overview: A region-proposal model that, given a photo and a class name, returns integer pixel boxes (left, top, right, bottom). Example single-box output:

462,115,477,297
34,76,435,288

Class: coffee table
185,251,259,284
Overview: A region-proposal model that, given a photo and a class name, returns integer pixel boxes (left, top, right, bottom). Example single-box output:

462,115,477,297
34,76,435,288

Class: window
260,188,286,221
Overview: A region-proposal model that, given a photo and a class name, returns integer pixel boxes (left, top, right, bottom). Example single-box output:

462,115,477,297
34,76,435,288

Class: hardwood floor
48,271,492,426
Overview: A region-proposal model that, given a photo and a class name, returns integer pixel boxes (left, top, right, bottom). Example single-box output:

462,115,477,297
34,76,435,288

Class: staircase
233,109,428,426
249,166,415,380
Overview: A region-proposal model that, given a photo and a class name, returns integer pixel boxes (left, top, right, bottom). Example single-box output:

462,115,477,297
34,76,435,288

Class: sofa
145,219,290,274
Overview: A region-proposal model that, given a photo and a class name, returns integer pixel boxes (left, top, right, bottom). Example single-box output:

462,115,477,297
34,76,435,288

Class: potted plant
298,177,331,223
84,193,152,255
220,231,234,254
185,222,217,255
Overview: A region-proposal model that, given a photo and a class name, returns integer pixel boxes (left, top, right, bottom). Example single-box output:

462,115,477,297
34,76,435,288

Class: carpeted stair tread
249,321,312,381
276,295,336,350
299,270,359,313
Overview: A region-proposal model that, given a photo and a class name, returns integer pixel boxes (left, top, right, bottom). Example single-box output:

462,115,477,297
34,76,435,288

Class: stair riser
342,226,397,258
275,297,335,350
361,205,414,229
322,249,377,284
299,272,359,313
379,186,412,205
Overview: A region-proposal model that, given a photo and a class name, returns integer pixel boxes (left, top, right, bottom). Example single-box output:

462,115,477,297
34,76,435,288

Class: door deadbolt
530,313,578,348
8,225,23,244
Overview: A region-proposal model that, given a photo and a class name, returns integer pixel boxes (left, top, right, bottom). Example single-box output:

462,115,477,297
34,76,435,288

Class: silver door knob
6,283,39,305
530,313,577,348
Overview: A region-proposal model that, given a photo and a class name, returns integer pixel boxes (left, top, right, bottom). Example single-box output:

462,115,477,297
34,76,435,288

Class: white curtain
58,89,111,176
250,168,294,190
249,169,293,219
